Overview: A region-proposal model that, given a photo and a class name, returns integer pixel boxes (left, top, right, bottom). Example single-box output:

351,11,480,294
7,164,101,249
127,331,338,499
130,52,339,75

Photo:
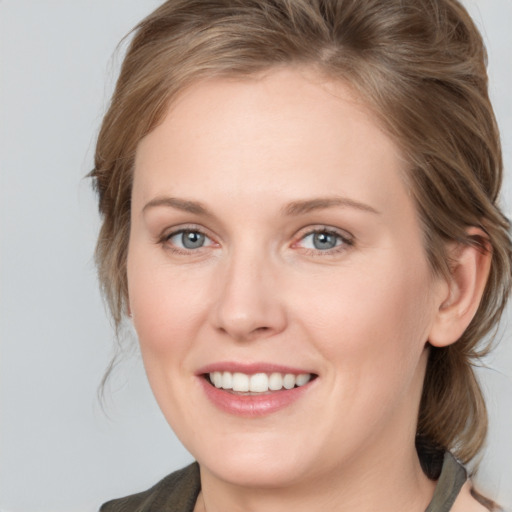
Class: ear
428,228,492,348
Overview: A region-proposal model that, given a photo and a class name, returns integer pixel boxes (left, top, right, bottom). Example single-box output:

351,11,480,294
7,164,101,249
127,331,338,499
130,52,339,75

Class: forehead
133,66,411,220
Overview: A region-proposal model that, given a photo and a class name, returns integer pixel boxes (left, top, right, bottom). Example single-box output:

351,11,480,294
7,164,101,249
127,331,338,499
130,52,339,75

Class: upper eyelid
295,225,353,241
161,224,214,241
166,228,212,242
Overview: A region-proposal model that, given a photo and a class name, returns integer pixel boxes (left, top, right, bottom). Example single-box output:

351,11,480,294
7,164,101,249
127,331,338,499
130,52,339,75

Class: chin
177,425,314,488
199,450,312,489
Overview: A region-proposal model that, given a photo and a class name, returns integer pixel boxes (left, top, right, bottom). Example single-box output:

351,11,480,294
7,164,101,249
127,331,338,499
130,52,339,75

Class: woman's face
127,67,446,488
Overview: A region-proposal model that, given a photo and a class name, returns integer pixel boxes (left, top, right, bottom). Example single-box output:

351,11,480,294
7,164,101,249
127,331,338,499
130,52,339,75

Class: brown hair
91,0,511,468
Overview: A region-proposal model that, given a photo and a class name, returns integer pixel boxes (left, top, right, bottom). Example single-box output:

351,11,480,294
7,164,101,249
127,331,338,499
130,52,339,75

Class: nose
210,248,287,342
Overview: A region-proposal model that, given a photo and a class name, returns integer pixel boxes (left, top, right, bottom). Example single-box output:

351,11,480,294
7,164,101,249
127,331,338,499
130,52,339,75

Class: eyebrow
143,197,211,216
142,195,380,216
282,197,380,216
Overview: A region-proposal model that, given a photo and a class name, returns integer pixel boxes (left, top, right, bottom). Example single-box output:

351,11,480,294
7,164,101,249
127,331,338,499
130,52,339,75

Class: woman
92,0,511,510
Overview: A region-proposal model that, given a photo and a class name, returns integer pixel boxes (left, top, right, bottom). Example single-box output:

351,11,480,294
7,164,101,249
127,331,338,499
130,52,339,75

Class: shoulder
99,463,200,512
426,452,499,512
451,481,495,512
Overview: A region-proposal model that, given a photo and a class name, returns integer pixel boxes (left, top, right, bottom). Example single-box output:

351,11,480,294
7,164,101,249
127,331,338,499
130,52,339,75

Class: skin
127,67,488,512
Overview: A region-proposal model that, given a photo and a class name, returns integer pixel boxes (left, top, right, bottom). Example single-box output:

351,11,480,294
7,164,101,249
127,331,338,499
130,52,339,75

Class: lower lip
198,377,314,417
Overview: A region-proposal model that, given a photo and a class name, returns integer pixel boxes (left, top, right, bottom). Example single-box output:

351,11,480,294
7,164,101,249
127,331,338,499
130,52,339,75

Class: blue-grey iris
182,231,205,249
313,232,338,250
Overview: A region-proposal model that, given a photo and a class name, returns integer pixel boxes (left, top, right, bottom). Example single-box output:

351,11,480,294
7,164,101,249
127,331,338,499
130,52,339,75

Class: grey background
0,1,510,511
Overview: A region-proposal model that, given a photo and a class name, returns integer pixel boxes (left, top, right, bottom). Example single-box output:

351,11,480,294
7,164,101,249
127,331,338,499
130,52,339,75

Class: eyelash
294,228,354,257
159,225,217,256
158,225,354,257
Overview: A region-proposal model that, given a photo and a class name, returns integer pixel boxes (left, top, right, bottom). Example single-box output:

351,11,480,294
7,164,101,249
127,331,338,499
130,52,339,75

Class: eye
295,228,353,254
166,229,214,251
302,231,340,250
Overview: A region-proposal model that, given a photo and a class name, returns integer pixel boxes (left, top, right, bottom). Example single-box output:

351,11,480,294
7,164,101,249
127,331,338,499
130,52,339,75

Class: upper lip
196,361,316,376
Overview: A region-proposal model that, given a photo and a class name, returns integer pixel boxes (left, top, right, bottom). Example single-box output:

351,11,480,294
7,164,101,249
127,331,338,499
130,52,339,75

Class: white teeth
283,373,296,389
212,371,223,388
208,371,313,393
296,373,311,386
221,371,233,389
232,372,249,392
249,373,268,392
268,372,283,390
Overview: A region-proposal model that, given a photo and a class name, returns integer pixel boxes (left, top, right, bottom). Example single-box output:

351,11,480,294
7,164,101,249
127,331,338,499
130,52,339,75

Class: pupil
182,231,205,249
313,232,337,250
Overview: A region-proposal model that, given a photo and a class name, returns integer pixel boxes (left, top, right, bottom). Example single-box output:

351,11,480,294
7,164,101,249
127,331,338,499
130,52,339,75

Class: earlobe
428,228,492,348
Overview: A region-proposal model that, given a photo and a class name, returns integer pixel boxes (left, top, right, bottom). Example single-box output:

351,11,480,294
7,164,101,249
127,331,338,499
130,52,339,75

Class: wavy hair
91,0,511,469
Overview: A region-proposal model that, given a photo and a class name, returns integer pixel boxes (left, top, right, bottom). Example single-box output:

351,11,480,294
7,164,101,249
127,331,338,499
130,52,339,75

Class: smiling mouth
205,371,317,394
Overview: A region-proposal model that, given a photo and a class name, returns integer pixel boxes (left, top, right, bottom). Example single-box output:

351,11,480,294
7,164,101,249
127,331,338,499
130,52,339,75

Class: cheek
126,253,213,426
296,261,434,435
294,256,434,372
127,249,209,359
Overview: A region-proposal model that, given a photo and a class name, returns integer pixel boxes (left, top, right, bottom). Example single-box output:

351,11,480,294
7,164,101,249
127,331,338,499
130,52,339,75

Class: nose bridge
212,238,286,341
